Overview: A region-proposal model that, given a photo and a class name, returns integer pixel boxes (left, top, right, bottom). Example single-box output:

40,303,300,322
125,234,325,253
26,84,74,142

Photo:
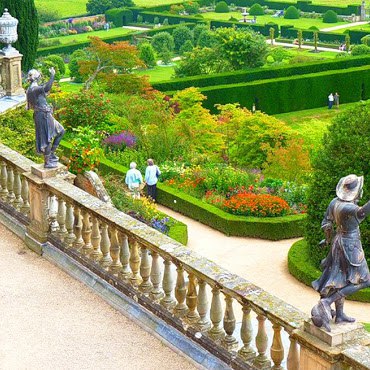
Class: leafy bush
173,25,194,52
249,3,264,16
151,31,175,54
284,6,300,19
38,8,60,22
323,10,338,23
44,55,66,76
69,49,88,83
180,39,194,54
361,35,370,46
215,1,229,13
351,44,370,56
139,42,156,68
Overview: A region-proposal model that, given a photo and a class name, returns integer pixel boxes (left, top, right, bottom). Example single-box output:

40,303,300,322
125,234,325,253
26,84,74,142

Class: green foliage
38,8,60,22
197,29,218,48
323,10,338,23
138,42,156,68
86,0,133,15
0,108,40,162
172,25,193,52
43,55,66,77
69,49,89,83
0,0,39,72
284,6,300,19
215,1,229,13
361,35,370,47
306,102,370,266
105,8,133,27
55,89,112,129
193,23,209,44
69,126,104,174
268,47,292,63
179,39,194,55
183,1,200,14
151,31,175,54
288,240,370,302
351,44,370,56
249,3,264,16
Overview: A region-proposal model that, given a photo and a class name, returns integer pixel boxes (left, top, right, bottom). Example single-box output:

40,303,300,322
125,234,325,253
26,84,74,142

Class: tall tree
0,0,39,71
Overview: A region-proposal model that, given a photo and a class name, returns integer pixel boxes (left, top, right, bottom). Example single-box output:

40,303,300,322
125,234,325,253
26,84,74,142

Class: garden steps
156,204,370,324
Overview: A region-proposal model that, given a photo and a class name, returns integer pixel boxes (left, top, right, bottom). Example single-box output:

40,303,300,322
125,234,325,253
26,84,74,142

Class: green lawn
134,64,176,82
270,0,360,4
201,12,347,30
35,0,87,17
333,24,370,33
59,81,83,92
135,0,181,6
43,27,133,45
364,323,370,332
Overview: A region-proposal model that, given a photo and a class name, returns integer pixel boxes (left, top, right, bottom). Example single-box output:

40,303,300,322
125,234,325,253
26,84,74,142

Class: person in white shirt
328,93,334,109
145,158,161,201
125,162,143,199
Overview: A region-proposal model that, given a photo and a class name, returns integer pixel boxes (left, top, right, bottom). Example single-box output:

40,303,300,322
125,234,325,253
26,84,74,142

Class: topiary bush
305,101,370,266
323,10,338,23
284,6,300,19
249,3,264,16
361,35,370,46
351,44,370,56
215,1,229,13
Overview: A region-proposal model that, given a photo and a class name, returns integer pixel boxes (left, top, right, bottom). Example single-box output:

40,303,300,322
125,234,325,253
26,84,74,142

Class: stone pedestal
0,52,24,96
24,163,74,253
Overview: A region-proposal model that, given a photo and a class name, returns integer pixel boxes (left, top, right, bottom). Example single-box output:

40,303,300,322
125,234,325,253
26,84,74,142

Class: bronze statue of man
311,174,370,332
26,67,65,168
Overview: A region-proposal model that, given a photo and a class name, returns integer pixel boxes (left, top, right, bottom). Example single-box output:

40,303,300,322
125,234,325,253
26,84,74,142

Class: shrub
284,6,300,19
323,10,338,23
351,44,370,56
151,31,175,54
38,8,60,22
137,14,143,23
249,3,264,16
361,35,370,46
154,16,160,24
215,1,229,13
173,25,193,52
44,55,66,76
180,39,194,54
184,1,200,14
139,42,156,68
68,49,88,83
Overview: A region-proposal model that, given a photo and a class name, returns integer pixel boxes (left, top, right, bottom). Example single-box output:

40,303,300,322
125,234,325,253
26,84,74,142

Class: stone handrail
1,143,369,370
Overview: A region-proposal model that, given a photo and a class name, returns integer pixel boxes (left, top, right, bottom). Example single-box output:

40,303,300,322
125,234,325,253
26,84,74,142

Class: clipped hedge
157,183,306,240
138,11,204,25
105,7,133,27
288,240,370,302
210,20,279,36
152,55,370,91
60,141,305,240
197,65,370,114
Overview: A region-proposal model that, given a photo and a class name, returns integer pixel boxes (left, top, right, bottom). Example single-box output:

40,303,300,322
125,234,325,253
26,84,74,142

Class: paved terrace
0,222,197,370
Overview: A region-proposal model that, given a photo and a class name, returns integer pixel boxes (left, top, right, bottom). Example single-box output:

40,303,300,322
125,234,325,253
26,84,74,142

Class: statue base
31,163,74,182
304,319,364,346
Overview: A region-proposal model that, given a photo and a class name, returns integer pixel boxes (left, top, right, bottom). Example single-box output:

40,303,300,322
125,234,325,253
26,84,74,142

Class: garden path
320,21,368,32
157,205,370,323
0,222,197,369
268,40,343,52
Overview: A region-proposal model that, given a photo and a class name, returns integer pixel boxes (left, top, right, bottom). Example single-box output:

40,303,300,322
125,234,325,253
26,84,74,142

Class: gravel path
320,21,368,32
158,205,370,324
0,223,197,370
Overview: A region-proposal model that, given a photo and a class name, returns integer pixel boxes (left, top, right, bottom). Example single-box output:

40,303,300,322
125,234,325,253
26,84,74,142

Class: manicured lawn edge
288,239,370,302
60,141,306,240
59,141,188,245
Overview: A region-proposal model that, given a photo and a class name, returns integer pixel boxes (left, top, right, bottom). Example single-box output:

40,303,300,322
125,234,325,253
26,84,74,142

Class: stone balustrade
0,143,369,370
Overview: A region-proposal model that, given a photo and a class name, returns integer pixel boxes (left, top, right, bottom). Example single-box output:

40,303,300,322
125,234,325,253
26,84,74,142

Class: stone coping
0,143,35,173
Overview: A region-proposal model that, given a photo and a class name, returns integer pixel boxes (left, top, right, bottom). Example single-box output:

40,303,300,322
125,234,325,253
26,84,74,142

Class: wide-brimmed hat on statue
336,174,364,202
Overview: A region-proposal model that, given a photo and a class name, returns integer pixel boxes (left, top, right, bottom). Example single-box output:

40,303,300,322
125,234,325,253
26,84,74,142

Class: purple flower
103,131,137,148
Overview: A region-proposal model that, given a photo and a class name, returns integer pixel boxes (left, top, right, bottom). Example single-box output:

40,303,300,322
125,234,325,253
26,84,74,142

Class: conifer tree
0,0,39,71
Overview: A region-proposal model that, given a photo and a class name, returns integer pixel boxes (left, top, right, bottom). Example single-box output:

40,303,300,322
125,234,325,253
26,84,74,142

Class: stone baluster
56,198,67,240
109,228,122,274
253,314,271,369
100,223,112,268
186,273,199,323
238,304,256,361
197,279,211,331
129,240,141,287
149,251,163,301
64,202,75,247
6,165,15,204
139,246,152,293
271,323,284,369
81,210,93,256
48,195,59,233
174,264,187,317
90,216,102,261
208,286,225,341
287,336,300,370
222,295,238,351
13,169,22,210
20,176,30,215
72,207,84,250
119,234,130,279
0,161,8,201
160,259,176,309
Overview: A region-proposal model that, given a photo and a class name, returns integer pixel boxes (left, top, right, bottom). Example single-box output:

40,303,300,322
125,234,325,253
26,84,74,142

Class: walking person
328,93,334,109
145,159,161,202
125,162,143,199
334,92,340,109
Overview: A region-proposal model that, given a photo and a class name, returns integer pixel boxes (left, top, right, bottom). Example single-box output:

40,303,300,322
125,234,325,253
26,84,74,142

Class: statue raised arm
26,67,65,168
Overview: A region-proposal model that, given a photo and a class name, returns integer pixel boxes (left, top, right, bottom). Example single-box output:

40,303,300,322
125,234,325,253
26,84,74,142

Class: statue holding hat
26,67,65,168
311,174,370,332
